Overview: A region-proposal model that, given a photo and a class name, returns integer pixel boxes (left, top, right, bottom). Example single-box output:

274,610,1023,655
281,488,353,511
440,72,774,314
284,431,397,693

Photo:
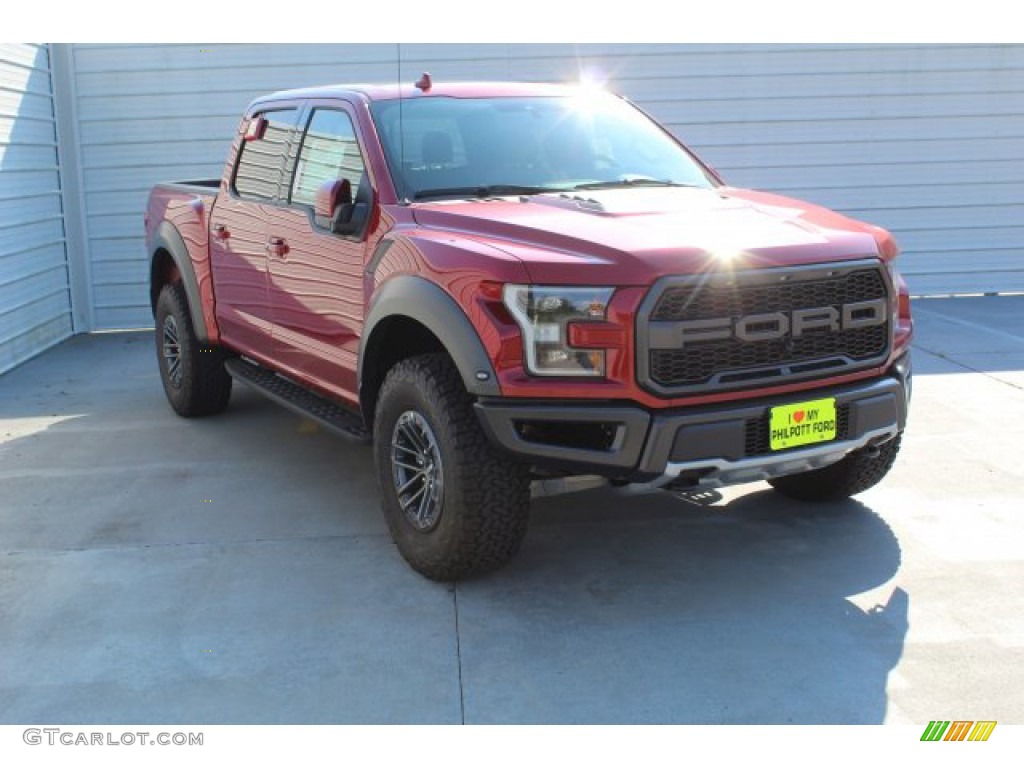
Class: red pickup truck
145,78,912,580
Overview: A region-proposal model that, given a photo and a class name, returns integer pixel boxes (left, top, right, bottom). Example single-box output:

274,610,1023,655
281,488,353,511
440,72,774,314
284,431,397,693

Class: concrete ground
1,296,1022,725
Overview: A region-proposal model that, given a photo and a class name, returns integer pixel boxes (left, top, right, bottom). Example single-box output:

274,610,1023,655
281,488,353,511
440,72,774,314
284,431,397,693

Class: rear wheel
374,353,530,581
155,282,232,417
768,435,902,502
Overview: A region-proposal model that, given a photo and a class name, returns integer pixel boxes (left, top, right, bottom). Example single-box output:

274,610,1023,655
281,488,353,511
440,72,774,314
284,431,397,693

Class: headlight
503,284,615,377
885,258,900,287
885,259,911,320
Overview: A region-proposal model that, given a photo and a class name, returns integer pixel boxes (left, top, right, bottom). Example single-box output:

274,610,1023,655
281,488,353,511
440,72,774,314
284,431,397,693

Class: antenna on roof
415,72,432,92
397,45,409,205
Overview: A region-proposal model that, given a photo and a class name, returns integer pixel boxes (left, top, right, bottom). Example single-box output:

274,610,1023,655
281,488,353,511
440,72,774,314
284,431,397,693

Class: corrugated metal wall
57,44,1024,330
0,43,72,374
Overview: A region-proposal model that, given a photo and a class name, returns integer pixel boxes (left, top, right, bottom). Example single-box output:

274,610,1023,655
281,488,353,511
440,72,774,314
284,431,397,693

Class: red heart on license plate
793,410,805,423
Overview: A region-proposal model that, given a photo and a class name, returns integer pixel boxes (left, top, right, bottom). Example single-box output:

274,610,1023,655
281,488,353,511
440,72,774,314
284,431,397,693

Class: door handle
212,223,229,240
266,236,289,257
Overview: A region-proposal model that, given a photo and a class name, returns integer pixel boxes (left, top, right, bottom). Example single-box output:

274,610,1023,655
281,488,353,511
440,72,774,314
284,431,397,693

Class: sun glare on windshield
370,92,717,201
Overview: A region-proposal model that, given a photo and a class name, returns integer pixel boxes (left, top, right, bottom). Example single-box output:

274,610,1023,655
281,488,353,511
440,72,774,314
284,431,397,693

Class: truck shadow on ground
456,486,907,724
0,332,907,724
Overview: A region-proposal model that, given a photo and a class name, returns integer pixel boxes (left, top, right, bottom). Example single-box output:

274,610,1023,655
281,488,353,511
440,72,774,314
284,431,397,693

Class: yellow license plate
769,397,837,450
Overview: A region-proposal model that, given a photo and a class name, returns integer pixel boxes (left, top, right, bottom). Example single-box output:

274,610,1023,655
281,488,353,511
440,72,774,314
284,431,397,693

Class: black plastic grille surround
639,264,892,394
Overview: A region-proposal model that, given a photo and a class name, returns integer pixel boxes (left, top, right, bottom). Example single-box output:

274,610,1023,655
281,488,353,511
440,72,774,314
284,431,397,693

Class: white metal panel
0,43,72,374
64,44,1024,330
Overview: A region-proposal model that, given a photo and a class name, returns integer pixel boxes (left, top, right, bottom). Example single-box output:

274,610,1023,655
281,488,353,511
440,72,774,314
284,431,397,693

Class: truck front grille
636,260,893,395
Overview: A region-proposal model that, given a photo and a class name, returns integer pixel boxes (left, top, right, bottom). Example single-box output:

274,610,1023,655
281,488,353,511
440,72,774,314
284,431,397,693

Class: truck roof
249,80,586,108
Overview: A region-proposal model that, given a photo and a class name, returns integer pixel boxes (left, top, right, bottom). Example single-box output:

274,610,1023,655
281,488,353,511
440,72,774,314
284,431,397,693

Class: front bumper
474,352,911,488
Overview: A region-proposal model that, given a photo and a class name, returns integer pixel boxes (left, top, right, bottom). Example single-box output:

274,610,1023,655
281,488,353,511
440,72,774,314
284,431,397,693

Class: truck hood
411,186,887,285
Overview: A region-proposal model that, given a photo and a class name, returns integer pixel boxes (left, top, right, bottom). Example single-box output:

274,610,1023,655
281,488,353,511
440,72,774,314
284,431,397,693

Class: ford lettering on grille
676,298,887,346
636,262,893,395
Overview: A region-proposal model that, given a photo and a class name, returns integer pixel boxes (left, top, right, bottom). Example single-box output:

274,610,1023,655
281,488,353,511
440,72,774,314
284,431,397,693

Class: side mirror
314,178,369,236
315,178,351,230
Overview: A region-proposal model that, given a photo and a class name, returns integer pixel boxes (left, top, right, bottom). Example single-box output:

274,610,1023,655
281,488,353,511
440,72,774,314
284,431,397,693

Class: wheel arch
149,221,209,342
359,276,500,426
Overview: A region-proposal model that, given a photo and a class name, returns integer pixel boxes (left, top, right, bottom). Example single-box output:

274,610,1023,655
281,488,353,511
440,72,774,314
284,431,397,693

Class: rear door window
233,108,301,202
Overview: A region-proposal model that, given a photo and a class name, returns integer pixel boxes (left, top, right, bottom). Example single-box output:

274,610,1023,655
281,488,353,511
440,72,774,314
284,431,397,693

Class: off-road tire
374,353,530,581
155,282,232,417
768,434,902,502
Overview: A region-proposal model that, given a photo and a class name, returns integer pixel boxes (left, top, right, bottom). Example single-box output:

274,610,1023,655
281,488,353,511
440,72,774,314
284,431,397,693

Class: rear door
264,103,373,404
210,107,301,356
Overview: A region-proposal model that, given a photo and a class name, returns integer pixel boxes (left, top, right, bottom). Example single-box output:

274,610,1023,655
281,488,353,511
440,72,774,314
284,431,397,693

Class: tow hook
864,433,896,458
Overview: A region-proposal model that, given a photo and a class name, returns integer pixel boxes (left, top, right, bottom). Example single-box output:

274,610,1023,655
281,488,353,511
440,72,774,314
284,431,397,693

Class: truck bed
145,180,222,344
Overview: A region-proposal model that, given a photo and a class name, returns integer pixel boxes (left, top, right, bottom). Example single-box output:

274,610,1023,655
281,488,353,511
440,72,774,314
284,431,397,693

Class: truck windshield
369,93,717,202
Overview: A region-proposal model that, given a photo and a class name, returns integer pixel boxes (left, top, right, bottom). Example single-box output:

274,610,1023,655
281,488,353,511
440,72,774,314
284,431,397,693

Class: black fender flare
149,221,210,342
359,275,501,408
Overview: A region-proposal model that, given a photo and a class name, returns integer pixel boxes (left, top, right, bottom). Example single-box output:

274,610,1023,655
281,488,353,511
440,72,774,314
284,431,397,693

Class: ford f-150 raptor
145,77,913,580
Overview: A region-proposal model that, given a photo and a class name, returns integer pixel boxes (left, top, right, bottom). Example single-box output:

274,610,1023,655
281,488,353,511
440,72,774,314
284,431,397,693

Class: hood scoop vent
562,193,605,212
531,192,607,214
529,185,731,216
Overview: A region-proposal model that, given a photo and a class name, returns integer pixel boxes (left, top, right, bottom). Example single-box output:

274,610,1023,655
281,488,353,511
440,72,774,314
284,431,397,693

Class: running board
225,358,370,443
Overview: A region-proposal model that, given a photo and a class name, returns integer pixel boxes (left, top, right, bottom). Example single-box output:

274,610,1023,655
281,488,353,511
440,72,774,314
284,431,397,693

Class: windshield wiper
572,179,700,191
413,184,565,201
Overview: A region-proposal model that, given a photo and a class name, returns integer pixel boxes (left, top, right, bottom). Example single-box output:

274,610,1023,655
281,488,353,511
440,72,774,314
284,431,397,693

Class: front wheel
374,354,530,581
768,434,903,502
